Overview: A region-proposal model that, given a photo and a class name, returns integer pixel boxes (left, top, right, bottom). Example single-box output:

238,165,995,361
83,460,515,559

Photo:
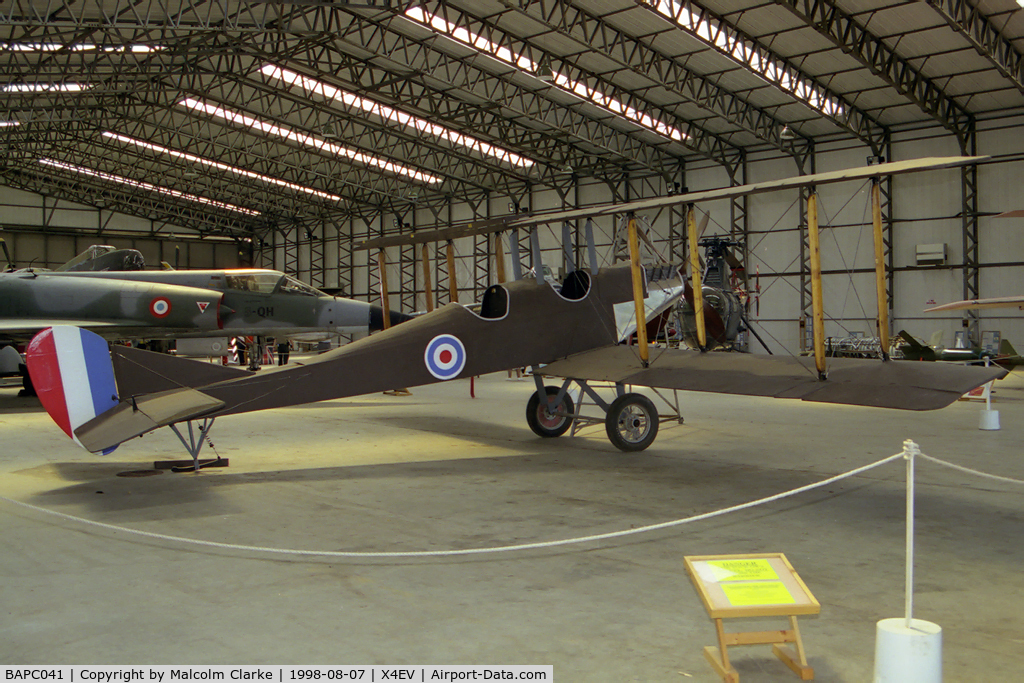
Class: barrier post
873,439,942,683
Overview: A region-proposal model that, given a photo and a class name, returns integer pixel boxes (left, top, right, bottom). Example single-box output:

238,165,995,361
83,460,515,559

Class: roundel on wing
424,334,466,380
149,297,172,318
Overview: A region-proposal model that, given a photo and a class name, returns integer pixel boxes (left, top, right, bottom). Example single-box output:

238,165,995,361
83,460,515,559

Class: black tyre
526,386,575,438
605,393,658,452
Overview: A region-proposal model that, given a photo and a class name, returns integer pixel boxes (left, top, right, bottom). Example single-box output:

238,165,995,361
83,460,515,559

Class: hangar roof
1,0,1022,240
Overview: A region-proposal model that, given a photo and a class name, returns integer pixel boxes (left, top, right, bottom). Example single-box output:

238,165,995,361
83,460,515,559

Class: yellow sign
721,581,796,607
707,558,779,582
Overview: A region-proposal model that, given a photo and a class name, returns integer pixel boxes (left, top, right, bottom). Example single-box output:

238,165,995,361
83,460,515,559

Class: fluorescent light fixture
102,131,345,203
38,157,262,216
638,0,844,118
404,7,687,143
2,82,92,93
0,120,20,127
1,42,163,53
179,97,443,185
261,64,535,169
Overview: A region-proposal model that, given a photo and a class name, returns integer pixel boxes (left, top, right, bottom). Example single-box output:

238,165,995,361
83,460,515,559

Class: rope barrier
1,447,1020,560
919,453,1024,486
0,453,903,560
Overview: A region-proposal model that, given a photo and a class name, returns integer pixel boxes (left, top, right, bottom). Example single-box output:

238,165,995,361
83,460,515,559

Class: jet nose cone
369,305,413,331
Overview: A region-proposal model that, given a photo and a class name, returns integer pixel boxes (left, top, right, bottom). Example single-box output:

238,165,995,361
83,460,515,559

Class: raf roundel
149,297,172,318
424,334,467,380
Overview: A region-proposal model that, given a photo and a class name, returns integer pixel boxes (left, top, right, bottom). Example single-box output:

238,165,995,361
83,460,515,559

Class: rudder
26,326,120,453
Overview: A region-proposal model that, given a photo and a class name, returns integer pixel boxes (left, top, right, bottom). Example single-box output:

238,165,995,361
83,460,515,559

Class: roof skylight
102,132,345,203
261,64,535,169
403,7,687,143
638,0,844,118
179,97,443,185
38,158,262,216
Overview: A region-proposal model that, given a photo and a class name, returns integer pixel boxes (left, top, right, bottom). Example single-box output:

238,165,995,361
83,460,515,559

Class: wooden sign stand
685,553,820,682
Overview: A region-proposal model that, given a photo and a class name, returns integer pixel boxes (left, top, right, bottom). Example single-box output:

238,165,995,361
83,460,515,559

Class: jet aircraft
894,330,1023,366
1,263,407,345
25,156,1006,463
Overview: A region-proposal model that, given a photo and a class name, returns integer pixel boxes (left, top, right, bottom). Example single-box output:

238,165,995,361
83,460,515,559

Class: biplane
25,157,1006,466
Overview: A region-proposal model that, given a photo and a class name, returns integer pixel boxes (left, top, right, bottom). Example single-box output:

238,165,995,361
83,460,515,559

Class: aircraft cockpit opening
224,272,280,294
279,275,326,297
558,270,591,301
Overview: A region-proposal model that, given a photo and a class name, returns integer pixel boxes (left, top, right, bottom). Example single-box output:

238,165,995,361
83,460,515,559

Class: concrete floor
1,368,1023,681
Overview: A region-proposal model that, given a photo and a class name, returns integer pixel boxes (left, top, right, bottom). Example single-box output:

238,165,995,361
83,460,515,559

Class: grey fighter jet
1,268,407,346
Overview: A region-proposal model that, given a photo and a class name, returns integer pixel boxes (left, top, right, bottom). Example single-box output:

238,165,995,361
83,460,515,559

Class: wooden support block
704,646,739,683
723,629,796,647
773,644,814,680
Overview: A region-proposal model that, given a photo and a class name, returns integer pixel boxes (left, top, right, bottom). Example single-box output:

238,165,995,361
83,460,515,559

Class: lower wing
539,345,1006,411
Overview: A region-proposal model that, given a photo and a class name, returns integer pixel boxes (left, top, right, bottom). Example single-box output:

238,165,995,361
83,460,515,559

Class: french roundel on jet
424,334,466,380
149,297,172,318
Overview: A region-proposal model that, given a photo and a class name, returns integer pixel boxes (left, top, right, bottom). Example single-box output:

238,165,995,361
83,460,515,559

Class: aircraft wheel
605,393,658,452
526,386,574,438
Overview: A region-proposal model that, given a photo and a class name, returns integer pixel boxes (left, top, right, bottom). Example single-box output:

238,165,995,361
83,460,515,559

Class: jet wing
539,345,1006,411
0,319,122,333
925,295,1024,312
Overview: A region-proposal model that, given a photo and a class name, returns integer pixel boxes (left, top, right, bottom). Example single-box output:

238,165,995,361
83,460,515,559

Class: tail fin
1000,339,1017,357
26,326,120,453
897,330,926,351
26,327,248,454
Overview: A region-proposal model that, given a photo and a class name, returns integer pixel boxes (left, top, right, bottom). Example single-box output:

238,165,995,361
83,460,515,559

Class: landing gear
526,385,574,438
165,417,228,472
605,393,659,452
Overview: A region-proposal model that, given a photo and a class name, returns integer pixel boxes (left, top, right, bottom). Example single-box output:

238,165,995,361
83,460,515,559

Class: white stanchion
873,618,942,683
979,409,1000,430
874,440,943,682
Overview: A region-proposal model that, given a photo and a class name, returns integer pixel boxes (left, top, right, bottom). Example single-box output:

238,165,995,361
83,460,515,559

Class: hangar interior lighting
2,83,93,93
1,43,163,52
102,132,345,202
0,120,20,127
639,0,845,118
403,7,688,143
37,157,262,216
179,97,443,185
262,64,536,169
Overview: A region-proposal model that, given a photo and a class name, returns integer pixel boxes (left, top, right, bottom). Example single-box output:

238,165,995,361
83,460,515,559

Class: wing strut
807,192,827,379
446,240,458,303
421,243,434,312
626,213,650,367
493,232,507,283
686,204,707,350
584,219,599,273
377,249,392,330
871,178,891,359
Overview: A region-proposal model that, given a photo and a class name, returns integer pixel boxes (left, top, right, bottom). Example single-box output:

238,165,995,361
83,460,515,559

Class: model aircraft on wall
24,156,1007,463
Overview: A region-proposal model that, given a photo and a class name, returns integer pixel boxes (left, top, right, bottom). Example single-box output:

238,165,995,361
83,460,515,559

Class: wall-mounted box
916,243,947,266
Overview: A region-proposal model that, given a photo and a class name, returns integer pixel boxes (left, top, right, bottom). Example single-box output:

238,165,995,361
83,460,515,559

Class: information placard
685,553,820,620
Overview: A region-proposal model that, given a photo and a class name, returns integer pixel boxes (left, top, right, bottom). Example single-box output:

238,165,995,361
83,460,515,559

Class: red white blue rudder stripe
26,326,120,454
424,334,466,380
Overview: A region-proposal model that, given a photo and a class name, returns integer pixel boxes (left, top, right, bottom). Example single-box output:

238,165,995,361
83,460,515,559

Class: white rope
0,453,903,560
918,453,1024,486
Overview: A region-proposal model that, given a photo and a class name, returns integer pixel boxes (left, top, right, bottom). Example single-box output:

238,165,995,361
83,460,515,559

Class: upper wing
539,345,1005,411
925,296,1024,312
